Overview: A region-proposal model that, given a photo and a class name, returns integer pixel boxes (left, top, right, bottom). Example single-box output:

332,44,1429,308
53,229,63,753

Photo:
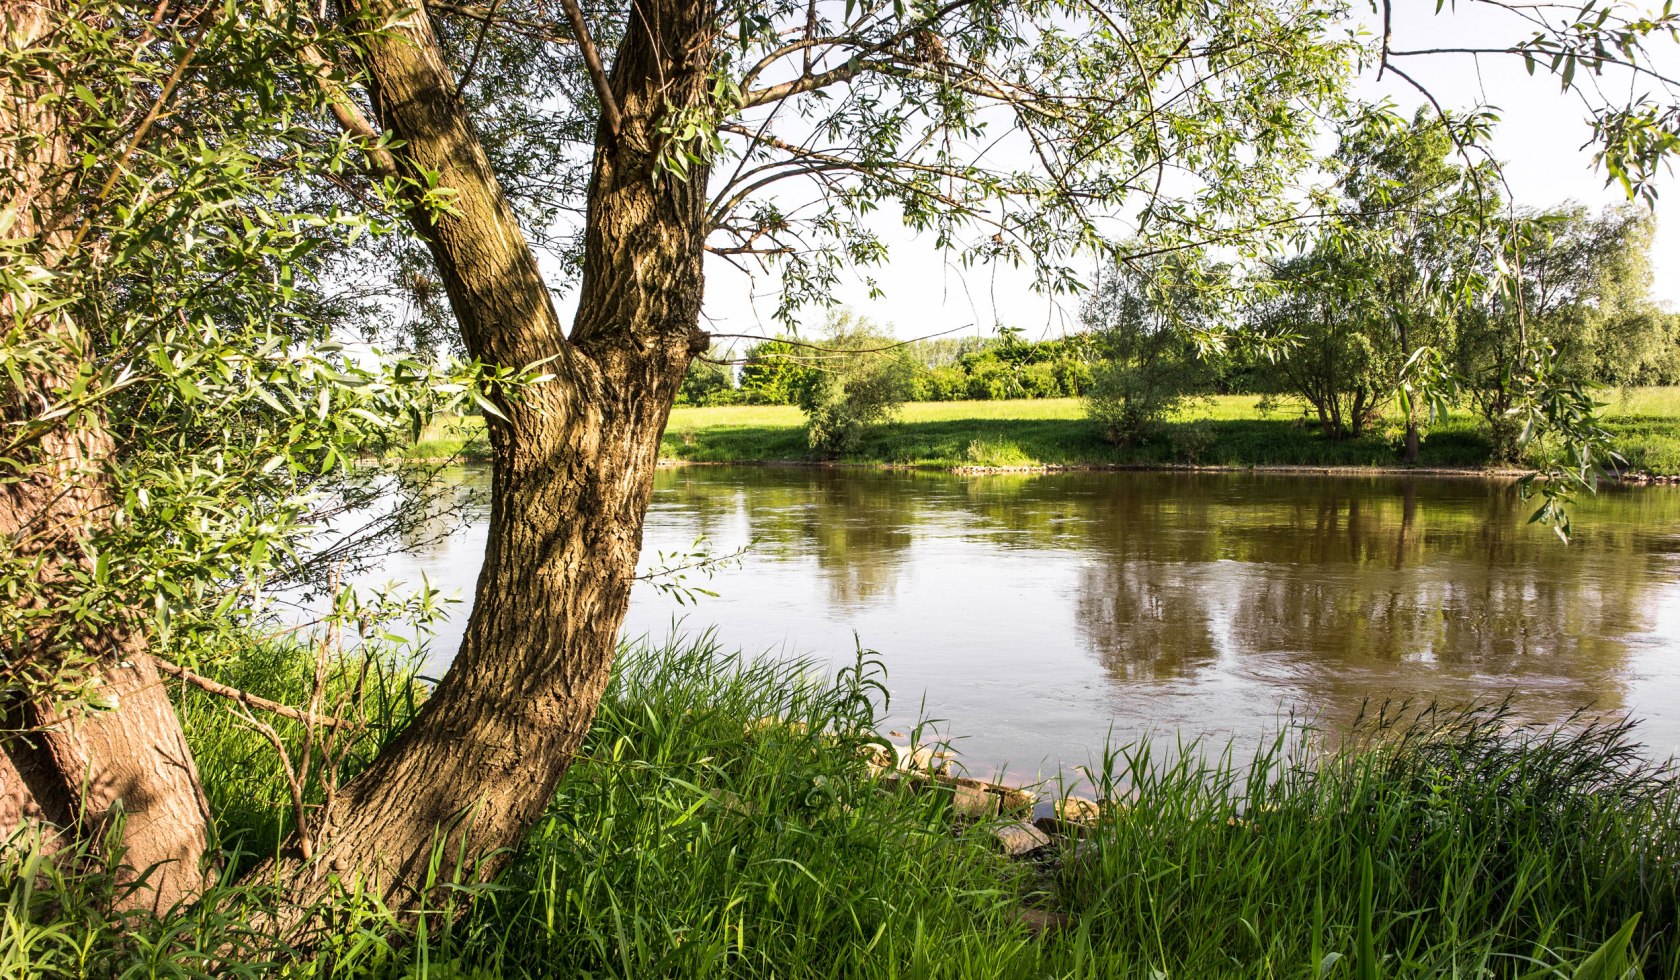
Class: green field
401,389,1680,475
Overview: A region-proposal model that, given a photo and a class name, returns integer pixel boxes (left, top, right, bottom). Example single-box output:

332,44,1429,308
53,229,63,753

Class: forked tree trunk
253,0,716,915
1,0,212,910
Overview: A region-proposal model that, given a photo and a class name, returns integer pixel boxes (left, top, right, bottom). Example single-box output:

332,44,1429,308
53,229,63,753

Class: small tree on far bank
1083,253,1227,446
738,339,816,404
797,320,917,457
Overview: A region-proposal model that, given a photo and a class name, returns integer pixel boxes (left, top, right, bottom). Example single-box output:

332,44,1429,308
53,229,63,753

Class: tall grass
3,632,1677,977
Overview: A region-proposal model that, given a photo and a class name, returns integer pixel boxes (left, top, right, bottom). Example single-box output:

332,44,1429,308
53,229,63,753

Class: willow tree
3,0,1678,920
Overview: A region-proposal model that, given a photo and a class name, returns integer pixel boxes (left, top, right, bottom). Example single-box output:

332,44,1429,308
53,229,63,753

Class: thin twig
156,659,357,729
454,0,504,97
230,703,314,859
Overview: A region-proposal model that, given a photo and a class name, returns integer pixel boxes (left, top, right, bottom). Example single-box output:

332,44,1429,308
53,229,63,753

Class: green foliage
7,634,1680,977
736,338,816,405
1459,205,1676,462
1083,253,1224,446
675,355,738,407
710,0,1363,323
0,0,505,709
796,330,918,457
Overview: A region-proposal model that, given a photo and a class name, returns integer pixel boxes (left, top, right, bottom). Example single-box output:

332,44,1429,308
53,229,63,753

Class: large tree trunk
254,0,715,915
1,0,212,910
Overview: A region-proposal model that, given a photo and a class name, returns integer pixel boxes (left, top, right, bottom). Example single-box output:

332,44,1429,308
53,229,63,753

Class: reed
2,631,1675,977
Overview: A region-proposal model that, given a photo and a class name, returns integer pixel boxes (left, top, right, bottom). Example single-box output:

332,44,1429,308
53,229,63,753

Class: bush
797,333,917,456
911,364,969,402
1086,360,1189,446
738,338,814,404
1052,357,1094,397
676,356,738,406
1168,420,1218,463
1019,361,1063,398
964,358,1018,400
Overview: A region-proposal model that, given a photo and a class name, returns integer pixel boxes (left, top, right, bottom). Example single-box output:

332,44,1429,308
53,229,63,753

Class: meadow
3,632,1676,977
665,391,1680,473
407,388,1680,475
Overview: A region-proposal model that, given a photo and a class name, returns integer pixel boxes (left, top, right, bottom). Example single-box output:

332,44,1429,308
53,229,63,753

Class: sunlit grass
398,387,1680,473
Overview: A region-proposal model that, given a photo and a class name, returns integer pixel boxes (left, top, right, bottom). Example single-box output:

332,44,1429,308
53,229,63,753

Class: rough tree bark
0,0,213,912
253,0,718,914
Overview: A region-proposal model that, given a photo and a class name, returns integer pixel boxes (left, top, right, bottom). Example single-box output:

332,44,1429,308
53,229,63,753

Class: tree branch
155,658,357,730
559,0,621,139
427,0,579,45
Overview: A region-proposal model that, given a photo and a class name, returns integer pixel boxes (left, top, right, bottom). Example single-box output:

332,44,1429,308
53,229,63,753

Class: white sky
657,1,1680,345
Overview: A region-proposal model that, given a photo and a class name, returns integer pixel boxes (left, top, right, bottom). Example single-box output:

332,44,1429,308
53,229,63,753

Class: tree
0,0,472,908
796,325,917,456
4,0,1677,928
1458,204,1671,458
1324,109,1495,461
737,338,815,404
1248,252,1389,439
1083,252,1226,445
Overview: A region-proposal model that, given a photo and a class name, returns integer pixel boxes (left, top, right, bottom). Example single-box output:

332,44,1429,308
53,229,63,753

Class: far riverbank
402,390,1680,477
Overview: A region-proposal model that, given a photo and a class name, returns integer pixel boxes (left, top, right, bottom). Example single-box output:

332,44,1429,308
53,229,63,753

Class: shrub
911,364,968,402
676,356,737,406
964,359,1018,400
1019,361,1063,398
1168,420,1219,463
797,333,917,456
1052,356,1095,397
1086,360,1191,446
738,338,814,404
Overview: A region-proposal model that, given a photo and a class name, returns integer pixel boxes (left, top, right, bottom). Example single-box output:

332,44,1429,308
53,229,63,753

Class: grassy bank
402,389,1680,475
661,391,1680,473
4,632,1678,977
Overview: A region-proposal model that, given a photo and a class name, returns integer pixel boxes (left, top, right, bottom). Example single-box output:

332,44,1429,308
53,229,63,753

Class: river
372,465,1680,781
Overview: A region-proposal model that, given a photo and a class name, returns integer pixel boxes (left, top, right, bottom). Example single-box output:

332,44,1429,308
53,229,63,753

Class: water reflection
384,465,1680,776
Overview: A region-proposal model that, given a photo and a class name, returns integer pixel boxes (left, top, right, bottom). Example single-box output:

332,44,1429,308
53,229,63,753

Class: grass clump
1066,702,1679,977
4,633,1680,977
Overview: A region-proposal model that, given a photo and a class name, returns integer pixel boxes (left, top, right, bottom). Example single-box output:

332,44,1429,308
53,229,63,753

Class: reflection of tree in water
799,470,919,606
1075,561,1219,681
655,467,925,607
1066,474,1668,713
647,468,750,544
639,466,1677,721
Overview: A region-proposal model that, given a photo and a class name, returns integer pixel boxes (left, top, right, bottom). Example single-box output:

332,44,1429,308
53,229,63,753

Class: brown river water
375,465,1680,782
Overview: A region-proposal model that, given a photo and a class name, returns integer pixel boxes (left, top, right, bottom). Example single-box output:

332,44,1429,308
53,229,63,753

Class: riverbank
10,632,1675,976
403,390,1680,476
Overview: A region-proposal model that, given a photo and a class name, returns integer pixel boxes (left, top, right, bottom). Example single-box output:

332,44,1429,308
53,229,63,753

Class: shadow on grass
661,416,1499,470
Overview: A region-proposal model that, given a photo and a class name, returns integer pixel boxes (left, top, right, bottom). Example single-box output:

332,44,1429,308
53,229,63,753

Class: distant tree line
677,323,1099,408
680,110,1678,466
1088,110,1680,460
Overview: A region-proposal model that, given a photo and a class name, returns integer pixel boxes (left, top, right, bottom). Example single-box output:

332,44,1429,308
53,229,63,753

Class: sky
659,2,1680,346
